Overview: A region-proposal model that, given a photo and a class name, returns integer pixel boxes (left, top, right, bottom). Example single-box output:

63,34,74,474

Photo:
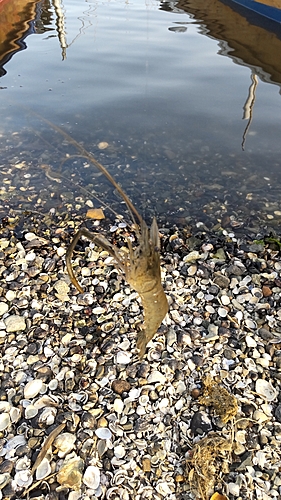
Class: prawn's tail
136,285,168,358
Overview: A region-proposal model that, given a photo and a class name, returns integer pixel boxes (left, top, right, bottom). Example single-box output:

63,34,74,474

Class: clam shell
10,407,21,423
116,351,131,365
101,322,115,333
83,465,100,490
25,404,38,419
95,427,112,440
36,457,52,480
0,413,10,431
114,445,126,459
113,399,124,414
255,379,278,401
14,470,33,488
0,402,11,412
0,473,10,490
24,379,43,399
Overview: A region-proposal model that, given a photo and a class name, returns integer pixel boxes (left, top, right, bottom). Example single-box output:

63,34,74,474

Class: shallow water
1,0,281,229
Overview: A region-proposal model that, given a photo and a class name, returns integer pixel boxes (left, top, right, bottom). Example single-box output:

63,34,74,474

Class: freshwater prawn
34,114,168,357
66,216,168,358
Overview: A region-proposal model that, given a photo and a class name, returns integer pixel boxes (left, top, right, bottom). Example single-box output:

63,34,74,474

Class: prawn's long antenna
28,109,144,226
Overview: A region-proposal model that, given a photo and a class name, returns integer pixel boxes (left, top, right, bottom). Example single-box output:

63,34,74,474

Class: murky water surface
1,0,281,229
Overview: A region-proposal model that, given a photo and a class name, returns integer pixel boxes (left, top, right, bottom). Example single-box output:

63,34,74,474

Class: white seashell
4,435,26,451
261,403,272,417
235,310,243,324
48,379,58,391
245,319,257,329
101,322,115,333
54,433,76,457
218,307,227,318
147,371,166,385
114,445,126,459
95,427,112,440
0,302,9,316
36,457,52,480
0,472,10,489
235,430,246,444
25,251,36,262
113,399,124,414
0,413,10,431
158,398,169,412
245,335,257,348
136,405,146,416
15,456,30,470
254,451,266,468
255,379,278,401
92,307,106,315
228,482,240,496
0,401,11,413
14,469,33,488
155,481,173,495
24,378,43,399
38,407,57,425
83,465,100,490
10,406,21,423
34,395,58,408
68,493,82,500
221,294,230,305
127,388,141,400
116,351,131,365
25,404,38,419
139,395,149,406
113,293,124,302
24,232,37,241
253,409,269,424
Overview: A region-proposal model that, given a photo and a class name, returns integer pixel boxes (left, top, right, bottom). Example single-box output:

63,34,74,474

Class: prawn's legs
66,228,125,293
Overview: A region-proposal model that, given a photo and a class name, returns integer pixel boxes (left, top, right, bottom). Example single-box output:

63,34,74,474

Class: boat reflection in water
160,0,281,147
0,0,66,78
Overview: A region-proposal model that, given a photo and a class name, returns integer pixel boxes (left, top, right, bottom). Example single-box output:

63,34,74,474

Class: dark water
1,0,281,230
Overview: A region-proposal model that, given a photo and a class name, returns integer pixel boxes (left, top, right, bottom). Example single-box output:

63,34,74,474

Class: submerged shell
83,465,100,490
255,379,278,401
36,457,52,480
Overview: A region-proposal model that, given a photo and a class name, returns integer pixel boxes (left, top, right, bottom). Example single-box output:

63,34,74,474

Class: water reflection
0,0,62,76
161,0,281,89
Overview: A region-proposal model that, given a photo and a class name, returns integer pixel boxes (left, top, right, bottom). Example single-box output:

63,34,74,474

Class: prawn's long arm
65,228,126,293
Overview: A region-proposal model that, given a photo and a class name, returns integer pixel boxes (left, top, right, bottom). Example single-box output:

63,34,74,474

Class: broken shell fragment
57,456,84,490
54,433,76,457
